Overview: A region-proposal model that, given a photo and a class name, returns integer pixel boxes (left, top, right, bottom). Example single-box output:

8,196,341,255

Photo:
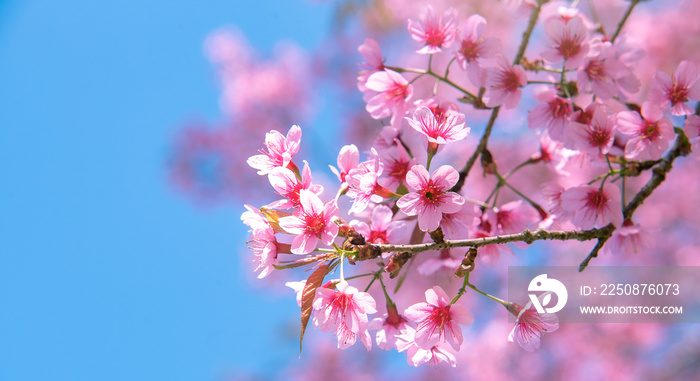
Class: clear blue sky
0,1,335,379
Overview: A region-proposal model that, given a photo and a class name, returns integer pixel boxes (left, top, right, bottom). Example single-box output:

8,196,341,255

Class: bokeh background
0,1,336,379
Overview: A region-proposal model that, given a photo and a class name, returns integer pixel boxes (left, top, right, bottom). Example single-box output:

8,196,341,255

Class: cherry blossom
403,286,473,351
364,69,414,125
247,125,302,175
369,302,412,351
357,38,385,92
408,6,459,55
605,220,655,256
346,148,394,214
350,205,406,245
527,87,573,141
567,106,616,157
329,144,360,183
577,38,640,100
278,189,339,254
405,106,470,145
395,326,458,367
483,56,527,109
508,293,559,352
541,15,590,69
455,14,501,87
561,184,623,229
397,165,465,232
267,162,323,209
649,60,700,116
313,280,377,350
617,101,675,160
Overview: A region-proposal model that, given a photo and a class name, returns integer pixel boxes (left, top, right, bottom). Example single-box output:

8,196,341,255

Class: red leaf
299,262,329,355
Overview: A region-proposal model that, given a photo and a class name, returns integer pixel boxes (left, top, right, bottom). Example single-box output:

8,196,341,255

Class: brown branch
452,1,542,193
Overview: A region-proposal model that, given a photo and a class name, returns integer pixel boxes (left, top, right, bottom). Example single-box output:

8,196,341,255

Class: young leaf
299,262,329,355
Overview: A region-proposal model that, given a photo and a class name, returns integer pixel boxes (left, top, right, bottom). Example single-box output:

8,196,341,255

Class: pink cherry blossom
439,203,480,239
408,6,459,55
369,303,411,351
346,148,393,214
617,102,675,160
561,184,623,229
527,87,573,141
405,106,470,145
684,114,700,140
377,142,414,190
649,60,700,116
403,286,473,351
567,106,616,156
364,69,414,125
604,220,655,256
329,144,360,183
278,189,339,254
541,15,590,69
395,326,457,367
455,14,501,87
357,38,385,92
483,56,527,109
508,293,559,352
313,280,377,350
485,200,538,236
577,38,640,100
397,165,465,232
241,206,281,278
350,205,406,245
246,125,302,175
267,162,323,209
469,229,513,266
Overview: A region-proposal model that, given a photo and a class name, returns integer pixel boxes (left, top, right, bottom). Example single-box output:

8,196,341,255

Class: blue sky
0,1,336,379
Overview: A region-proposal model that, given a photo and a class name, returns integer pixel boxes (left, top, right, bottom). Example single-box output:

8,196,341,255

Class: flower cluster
236,0,698,371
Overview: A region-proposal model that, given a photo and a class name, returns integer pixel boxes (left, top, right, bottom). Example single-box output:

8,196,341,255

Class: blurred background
2,0,700,380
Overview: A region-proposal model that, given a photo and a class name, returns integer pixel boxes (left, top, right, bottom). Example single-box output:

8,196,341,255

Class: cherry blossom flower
617,102,675,160
649,60,700,116
684,115,700,145
241,206,284,278
439,203,480,239
397,165,465,232
542,182,573,222
577,38,640,100
357,38,385,92
395,326,457,367
403,286,473,351
485,200,538,236
408,6,459,55
527,87,573,141
567,106,616,157
561,184,623,229
377,142,414,190
346,148,394,214
350,205,406,245
483,56,527,109
369,302,412,351
455,14,501,87
604,220,655,256
278,189,339,254
508,293,559,352
247,125,302,175
267,162,323,209
313,280,377,350
541,15,590,69
364,69,414,125
405,106,470,145
329,144,360,183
